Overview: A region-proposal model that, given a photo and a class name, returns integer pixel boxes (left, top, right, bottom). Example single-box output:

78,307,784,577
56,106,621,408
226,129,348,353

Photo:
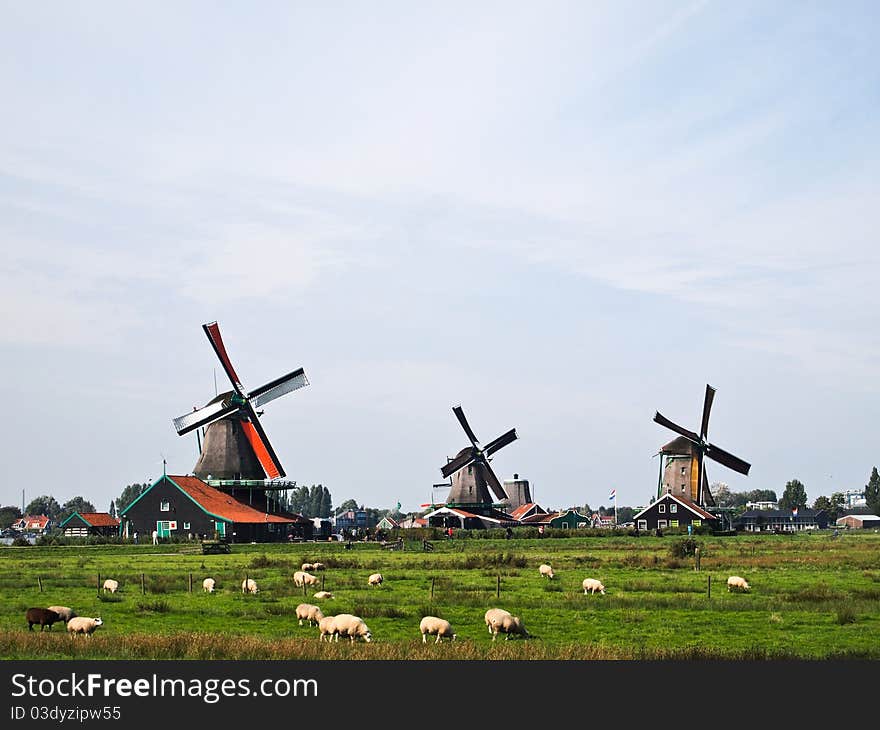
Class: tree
711,482,731,506
59,496,96,523
778,479,808,511
812,496,833,513
108,500,117,518
116,483,149,513
865,467,880,516
24,495,61,521
319,486,332,518
0,505,22,528
338,499,359,512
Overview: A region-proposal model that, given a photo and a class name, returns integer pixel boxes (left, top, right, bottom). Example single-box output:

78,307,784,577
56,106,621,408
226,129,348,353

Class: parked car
0,528,20,538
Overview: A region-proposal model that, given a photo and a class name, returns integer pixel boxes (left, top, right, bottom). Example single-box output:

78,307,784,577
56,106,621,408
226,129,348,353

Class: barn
119,474,312,543
548,509,591,529
59,512,120,538
836,514,880,529
632,493,717,532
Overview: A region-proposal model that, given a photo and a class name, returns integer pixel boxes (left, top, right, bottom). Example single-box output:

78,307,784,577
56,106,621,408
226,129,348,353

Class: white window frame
670,504,677,513
637,519,647,530
658,504,666,513
183,522,191,530
658,520,668,529
160,500,170,512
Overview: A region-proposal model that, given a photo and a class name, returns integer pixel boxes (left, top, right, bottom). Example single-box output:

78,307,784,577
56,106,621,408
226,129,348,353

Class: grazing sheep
102,579,119,594
582,578,606,595
332,613,372,643
311,562,325,571
368,573,383,587
294,571,319,588
318,614,337,642
484,607,512,634
296,603,325,627
727,576,750,593
46,606,77,623
26,607,62,632
313,591,334,600
539,563,555,579
67,616,103,636
491,613,529,641
419,616,456,644
301,563,315,572
202,578,215,593
241,578,259,594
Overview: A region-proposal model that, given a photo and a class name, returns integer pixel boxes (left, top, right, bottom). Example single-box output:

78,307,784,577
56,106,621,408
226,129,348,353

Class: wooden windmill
173,321,309,483
438,405,518,514
653,384,750,508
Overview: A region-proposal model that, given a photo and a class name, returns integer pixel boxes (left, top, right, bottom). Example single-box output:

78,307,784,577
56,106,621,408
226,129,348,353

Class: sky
2,1,879,516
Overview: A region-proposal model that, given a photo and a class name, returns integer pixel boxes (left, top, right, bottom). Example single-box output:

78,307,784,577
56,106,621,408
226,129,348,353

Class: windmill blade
696,451,706,505
700,384,716,439
653,411,701,445
478,459,508,502
452,405,480,446
705,442,751,476
173,400,241,436
240,401,285,479
203,321,247,396
251,368,309,409
440,448,477,479
484,428,518,457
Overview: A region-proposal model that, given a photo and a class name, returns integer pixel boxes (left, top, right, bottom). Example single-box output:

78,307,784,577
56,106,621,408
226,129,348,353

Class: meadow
1,531,879,660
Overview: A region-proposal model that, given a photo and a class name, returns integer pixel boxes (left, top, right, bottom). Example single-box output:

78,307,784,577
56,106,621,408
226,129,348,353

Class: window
658,520,667,529
692,520,701,527
637,520,647,530
680,467,686,476
670,520,679,528
561,523,569,529
160,500,170,512
658,504,666,513
670,504,677,514
183,522,191,530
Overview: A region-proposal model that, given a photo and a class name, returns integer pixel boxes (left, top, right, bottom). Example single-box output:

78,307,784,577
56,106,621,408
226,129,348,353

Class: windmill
653,384,750,508
172,321,309,482
439,405,518,513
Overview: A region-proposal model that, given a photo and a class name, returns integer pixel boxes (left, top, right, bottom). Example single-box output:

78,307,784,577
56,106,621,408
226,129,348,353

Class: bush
669,538,700,559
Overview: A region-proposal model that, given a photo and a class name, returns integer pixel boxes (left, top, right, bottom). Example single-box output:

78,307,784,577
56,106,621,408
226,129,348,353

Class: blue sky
2,1,879,514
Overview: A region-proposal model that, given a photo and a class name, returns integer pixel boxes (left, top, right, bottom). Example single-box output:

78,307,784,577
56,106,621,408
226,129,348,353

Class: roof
520,512,557,524
737,508,825,521
632,492,716,521
422,506,517,526
509,503,544,520
14,515,50,529
59,511,120,528
660,436,698,455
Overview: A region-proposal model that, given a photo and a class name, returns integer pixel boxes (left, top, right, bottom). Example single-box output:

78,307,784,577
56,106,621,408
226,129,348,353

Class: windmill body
653,385,750,510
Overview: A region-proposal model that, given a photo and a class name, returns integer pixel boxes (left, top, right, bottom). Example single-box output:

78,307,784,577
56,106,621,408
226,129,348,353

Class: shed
59,512,120,538
836,514,880,529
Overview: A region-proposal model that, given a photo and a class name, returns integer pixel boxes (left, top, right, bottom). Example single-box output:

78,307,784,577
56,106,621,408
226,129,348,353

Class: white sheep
727,575,750,593
102,579,119,594
202,578,215,593
419,616,456,644
539,563,555,579
46,606,77,623
484,608,512,634
67,616,103,636
301,563,315,572
318,614,337,642
241,578,259,594
313,591,334,600
490,613,529,641
582,578,605,595
294,571,319,588
296,603,325,627
368,573,383,587
331,613,372,643
311,562,325,571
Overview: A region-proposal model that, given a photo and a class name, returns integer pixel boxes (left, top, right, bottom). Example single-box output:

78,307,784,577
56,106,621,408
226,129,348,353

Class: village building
632,492,717,532
423,505,518,530
835,514,880,530
508,502,547,522
11,515,52,534
734,507,828,532
58,512,120,538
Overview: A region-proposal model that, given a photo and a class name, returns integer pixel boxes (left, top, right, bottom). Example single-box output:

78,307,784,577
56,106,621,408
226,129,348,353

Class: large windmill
173,322,309,484
653,384,750,508
438,405,518,514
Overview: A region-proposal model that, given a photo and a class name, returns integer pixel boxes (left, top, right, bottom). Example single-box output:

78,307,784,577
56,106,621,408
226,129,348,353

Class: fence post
707,574,711,599
322,574,325,591
694,547,701,572
97,573,101,594
141,573,145,595
496,575,501,598
189,573,193,593
430,576,435,600
38,576,43,592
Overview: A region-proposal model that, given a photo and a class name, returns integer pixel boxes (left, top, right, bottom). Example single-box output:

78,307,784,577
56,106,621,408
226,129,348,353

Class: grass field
2,531,879,660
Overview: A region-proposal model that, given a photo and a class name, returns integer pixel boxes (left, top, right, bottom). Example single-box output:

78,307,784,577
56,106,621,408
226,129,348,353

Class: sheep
26,607,62,632
102,578,119,594
293,571,319,588
296,603,325,627
582,578,606,595
539,563,555,579
368,573,383,587
313,591,334,600
46,606,77,623
419,616,456,644
727,575,751,593
331,613,372,643
67,616,103,636
490,613,529,641
301,563,315,572
318,614,337,642
202,578,216,593
241,578,259,594
484,608,512,634
311,562,325,571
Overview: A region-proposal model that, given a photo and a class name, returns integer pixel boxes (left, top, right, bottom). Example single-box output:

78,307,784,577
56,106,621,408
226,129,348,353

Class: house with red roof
59,511,120,537
11,515,52,534
119,474,312,543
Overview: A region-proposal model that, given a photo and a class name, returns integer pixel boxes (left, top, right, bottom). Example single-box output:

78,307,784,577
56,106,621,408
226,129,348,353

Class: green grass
2,531,879,659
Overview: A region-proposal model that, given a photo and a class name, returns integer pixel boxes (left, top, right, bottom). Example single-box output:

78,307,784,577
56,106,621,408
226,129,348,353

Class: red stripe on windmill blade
202,321,246,395
241,420,282,480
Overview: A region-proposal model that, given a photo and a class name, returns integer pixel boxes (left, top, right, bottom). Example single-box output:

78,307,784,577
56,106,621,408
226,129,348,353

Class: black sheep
26,607,62,631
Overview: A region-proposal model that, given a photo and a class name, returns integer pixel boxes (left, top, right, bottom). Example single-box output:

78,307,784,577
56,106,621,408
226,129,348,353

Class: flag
792,507,798,517
609,488,616,501
396,501,401,510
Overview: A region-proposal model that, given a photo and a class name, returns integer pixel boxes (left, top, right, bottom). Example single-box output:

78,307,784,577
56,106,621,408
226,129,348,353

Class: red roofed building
509,503,547,522
12,515,52,533
59,512,120,537
119,475,312,543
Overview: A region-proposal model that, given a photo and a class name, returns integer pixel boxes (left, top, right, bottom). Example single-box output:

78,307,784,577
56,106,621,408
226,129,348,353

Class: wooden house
632,492,717,532
59,511,120,537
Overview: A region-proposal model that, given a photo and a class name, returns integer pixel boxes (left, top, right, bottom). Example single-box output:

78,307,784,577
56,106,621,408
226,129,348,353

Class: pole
430,576,435,600
189,573,193,593
38,576,42,592
707,574,711,599
141,573,145,595
496,575,501,598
